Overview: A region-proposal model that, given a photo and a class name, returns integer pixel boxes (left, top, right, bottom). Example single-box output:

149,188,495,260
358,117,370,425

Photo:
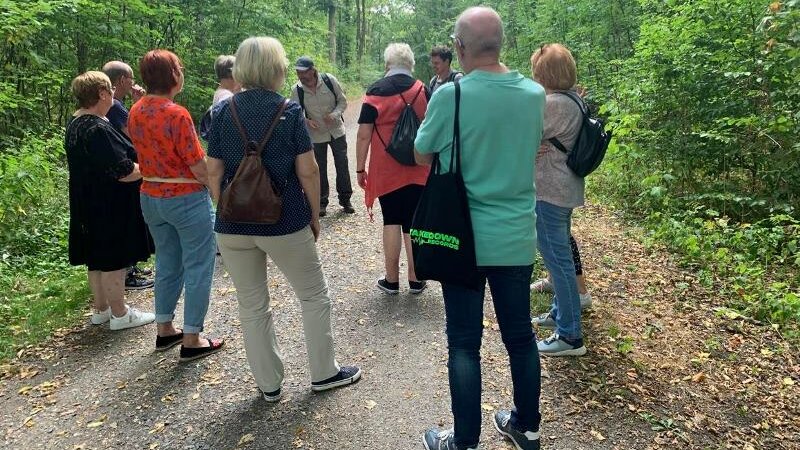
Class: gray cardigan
535,91,585,208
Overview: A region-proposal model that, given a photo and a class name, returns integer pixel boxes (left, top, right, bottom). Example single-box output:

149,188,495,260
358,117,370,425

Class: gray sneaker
422,427,480,450
580,292,593,309
493,410,540,450
530,312,555,329
537,333,587,356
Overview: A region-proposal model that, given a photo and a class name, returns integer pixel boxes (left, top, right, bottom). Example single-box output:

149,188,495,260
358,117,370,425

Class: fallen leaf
364,400,377,410
590,429,606,441
691,372,706,383
86,415,107,428
238,433,255,447
149,422,167,434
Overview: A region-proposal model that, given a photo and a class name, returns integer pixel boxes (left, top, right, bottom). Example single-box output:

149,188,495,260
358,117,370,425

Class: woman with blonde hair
65,71,155,331
355,42,430,295
207,37,361,401
529,43,588,357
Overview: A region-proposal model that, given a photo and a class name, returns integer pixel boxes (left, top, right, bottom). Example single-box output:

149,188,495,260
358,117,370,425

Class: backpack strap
547,91,588,154
229,96,289,157
321,73,337,106
375,83,424,147
428,75,437,92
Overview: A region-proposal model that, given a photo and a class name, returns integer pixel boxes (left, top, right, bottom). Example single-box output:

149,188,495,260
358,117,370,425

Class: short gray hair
214,55,235,81
454,6,504,58
383,43,415,71
233,37,288,90
101,61,132,84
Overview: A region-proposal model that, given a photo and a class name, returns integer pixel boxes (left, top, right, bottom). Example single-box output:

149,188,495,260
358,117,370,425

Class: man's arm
330,76,347,117
414,150,433,166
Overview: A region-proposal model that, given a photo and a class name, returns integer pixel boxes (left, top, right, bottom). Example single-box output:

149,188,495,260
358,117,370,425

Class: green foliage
0,135,89,362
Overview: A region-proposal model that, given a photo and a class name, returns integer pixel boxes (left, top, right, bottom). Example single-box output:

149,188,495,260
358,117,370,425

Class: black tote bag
410,79,482,291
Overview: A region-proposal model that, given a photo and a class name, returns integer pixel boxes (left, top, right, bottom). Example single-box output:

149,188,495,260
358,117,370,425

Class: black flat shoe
155,332,184,352
179,338,225,363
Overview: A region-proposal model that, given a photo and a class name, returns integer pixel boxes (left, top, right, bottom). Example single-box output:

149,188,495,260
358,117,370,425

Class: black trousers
313,135,353,207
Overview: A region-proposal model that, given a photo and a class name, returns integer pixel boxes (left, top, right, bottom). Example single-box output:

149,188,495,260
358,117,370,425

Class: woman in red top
128,50,224,362
356,43,430,295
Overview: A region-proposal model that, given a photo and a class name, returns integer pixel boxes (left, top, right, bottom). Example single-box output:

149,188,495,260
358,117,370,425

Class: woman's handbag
410,79,482,290
217,97,288,224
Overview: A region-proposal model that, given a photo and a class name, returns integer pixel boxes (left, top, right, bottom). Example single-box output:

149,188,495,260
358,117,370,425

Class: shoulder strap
548,137,569,153
229,97,289,157
321,73,337,105
555,91,589,117
295,85,307,118
447,78,462,175
429,75,437,91
399,83,424,105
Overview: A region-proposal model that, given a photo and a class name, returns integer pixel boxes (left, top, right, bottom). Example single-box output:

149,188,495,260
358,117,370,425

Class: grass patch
0,267,90,362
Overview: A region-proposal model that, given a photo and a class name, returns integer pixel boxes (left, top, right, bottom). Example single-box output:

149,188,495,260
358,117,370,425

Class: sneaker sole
262,391,282,403
311,368,362,392
408,286,427,295
124,284,154,291
540,345,587,357
110,318,155,331
377,283,399,295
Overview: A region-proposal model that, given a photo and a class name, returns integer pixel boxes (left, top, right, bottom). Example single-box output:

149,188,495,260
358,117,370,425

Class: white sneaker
529,278,553,293
90,308,111,325
110,306,155,331
580,292,593,309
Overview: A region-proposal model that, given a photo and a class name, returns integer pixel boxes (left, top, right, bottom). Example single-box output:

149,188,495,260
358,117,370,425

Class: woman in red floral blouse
128,49,224,362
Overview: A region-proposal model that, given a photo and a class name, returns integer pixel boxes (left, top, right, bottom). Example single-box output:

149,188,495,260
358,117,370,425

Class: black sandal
155,331,184,352
179,338,225,363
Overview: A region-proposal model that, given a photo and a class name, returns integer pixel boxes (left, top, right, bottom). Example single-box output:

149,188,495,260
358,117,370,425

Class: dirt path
1,100,797,450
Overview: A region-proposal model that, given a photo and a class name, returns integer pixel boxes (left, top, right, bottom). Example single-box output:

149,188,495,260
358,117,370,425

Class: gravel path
2,99,795,450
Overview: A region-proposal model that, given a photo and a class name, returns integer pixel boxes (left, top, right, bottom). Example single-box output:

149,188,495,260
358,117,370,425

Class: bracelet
356,170,365,173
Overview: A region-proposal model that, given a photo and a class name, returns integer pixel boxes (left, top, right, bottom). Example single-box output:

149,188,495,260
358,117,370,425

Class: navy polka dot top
207,89,313,236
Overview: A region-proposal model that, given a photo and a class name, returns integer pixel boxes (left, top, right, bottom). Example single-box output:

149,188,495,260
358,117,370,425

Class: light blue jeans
140,190,215,334
535,200,582,340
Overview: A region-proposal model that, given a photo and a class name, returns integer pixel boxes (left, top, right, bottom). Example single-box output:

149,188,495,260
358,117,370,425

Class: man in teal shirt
415,6,546,450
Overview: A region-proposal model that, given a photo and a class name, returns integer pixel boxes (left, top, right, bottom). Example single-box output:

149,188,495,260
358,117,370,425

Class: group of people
64,5,596,449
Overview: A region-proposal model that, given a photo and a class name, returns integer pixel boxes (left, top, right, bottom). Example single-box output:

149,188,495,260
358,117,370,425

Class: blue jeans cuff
155,313,175,324
182,325,204,334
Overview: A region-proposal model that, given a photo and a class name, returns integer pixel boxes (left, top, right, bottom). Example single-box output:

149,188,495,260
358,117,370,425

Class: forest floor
0,101,797,450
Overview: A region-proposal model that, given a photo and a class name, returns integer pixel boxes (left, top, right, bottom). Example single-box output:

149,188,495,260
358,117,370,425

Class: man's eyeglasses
450,34,464,49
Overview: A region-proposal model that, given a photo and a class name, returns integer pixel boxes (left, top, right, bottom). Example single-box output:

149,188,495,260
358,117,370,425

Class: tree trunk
328,1,337,65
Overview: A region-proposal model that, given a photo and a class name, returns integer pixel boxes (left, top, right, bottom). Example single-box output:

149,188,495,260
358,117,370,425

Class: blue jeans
536,200,582,340
140,190,216,334
442,265,542,448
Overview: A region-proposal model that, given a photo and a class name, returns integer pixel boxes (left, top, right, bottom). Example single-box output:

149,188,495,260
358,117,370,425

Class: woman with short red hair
128,49,224,362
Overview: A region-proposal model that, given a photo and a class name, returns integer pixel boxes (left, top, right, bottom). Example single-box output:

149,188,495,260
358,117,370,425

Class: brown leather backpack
217,97,289,224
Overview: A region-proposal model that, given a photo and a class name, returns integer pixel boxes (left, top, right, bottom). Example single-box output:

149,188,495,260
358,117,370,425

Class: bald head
454,6,504,59
101,61,132,84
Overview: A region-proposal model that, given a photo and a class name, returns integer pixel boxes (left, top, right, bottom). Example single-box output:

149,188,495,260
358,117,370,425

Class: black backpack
428,71,462,92
198,105,213,140
375,84,424,166
548,91,611,177
296,73,337,117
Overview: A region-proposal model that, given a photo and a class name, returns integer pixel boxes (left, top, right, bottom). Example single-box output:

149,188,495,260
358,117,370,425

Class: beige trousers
217,227,339,392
